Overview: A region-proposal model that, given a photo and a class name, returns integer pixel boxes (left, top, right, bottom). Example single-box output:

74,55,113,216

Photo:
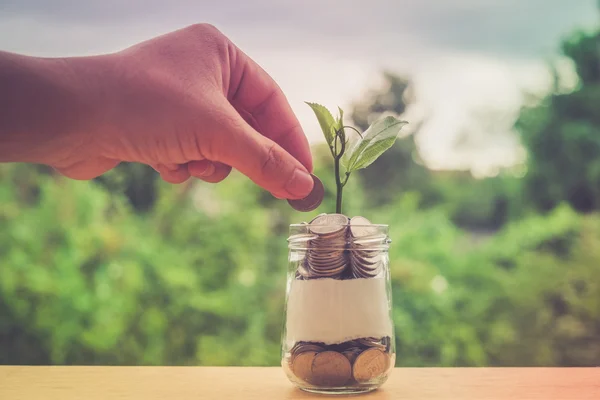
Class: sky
1,0,598,174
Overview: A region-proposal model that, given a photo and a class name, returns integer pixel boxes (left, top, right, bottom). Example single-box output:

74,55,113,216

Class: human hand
11,24,314,199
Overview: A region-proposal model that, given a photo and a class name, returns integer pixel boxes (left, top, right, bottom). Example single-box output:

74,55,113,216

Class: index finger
226,44,313,173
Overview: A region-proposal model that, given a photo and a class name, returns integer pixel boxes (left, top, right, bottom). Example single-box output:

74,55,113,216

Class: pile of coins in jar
286,213,393,387
288,336,392,387
288,213,388,280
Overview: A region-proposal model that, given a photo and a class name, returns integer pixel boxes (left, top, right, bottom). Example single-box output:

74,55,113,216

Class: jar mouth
287,226,391,251
288,221,390,250
289,224,388,228
288,245,390,251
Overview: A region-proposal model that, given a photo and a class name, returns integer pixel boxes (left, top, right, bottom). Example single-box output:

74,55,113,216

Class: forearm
0,51,100,164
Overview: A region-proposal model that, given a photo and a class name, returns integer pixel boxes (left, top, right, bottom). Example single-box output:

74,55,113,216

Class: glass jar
281,217,394,395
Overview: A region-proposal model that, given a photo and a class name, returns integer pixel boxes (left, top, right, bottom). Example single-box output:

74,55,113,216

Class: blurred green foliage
515,29,600,213
1,28,599,366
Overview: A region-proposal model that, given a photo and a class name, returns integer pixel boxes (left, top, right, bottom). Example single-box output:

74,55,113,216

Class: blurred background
1,1,599,366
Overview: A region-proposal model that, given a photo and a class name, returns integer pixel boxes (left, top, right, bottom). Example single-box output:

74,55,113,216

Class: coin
352,348,388,383
297,213,351,279
290,341,324,360
287,174,324,212
292,351,318,383
353,254,379,266
292,213,388,280
311,351,352,387
341,347,363,364
347,215,387,279
350,216,380,237
356,337,387,351
309,214,349,235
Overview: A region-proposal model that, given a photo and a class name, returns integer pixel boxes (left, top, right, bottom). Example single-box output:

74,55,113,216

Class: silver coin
309,251,345,260
353,249,382,259
295,213,355,279
352,257,380,269
309,214,349,235
310,263,347,271
309,257,347,267
350,216,381,238
352,235,387,248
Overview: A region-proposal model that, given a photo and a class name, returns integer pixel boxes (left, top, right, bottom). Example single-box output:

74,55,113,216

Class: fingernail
285,168,313,198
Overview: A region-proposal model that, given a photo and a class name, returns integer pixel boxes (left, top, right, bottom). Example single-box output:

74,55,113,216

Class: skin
0,23,314,199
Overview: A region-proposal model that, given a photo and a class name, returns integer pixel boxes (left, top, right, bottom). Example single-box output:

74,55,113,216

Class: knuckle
187,23,221,37
186,23,227,52
184,24,230,80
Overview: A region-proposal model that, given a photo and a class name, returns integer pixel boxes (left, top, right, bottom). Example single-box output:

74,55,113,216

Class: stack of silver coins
348,216,386,279
304,214,349,279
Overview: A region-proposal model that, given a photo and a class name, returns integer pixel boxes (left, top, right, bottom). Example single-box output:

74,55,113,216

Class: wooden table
0,367,598,399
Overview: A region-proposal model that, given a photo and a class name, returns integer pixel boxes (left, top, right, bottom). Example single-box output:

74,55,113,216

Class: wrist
58,53,120,159
0,52,114,164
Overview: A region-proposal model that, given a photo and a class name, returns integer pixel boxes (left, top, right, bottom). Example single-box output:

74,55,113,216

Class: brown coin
342,347,363,364
291,351,318,383
287,174,324,212
311,351,352,387
290,342,324,361
352,348,388,383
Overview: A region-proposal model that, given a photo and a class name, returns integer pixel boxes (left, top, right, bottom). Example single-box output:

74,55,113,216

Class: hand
1,24,314,199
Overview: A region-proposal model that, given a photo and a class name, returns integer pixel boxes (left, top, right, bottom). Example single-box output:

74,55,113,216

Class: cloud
0,0,596,171
1,0,597,57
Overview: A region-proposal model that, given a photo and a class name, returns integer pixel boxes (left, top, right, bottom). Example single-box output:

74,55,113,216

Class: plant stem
335,154,343,213
333,128,346,214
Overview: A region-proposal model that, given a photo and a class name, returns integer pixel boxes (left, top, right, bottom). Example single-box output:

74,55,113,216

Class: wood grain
0,367,598,400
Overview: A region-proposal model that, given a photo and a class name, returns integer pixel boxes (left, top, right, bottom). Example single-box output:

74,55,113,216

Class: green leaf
337,106,344,129
341,116,407,173
305,102,337,149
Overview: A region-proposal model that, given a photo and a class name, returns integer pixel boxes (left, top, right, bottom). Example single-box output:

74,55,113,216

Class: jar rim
289,223,389,228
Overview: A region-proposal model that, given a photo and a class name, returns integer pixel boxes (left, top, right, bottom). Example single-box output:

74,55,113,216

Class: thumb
208,103,314,199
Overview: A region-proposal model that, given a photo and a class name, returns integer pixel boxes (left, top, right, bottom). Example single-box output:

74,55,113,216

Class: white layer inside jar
285,277,393,346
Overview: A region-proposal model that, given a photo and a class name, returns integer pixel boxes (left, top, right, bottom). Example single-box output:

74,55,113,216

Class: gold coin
311,351,352,387
291,351,318,383
352,348,388,383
